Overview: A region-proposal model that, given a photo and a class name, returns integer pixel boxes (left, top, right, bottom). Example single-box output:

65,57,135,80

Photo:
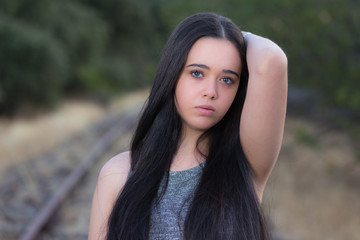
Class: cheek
174,82,187,112
175,77,192,108
220,89,238,114
175,77,184,99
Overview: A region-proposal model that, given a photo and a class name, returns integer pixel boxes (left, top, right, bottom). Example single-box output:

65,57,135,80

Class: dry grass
264,117,360,239
0,89,149,176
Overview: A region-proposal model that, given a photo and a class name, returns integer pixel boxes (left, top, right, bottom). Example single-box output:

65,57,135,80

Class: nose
202,80,218,100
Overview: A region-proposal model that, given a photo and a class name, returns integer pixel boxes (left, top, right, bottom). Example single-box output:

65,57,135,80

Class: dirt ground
1,90,359,239
264,117,360,239
0,89,149,176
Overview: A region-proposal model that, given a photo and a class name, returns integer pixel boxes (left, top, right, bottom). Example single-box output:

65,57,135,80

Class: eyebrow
186,63,240,78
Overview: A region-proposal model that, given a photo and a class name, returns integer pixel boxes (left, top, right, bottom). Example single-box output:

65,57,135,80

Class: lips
197,105,215,111
195,105,215,115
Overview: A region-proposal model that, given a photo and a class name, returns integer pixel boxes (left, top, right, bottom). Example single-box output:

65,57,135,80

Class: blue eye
221,77,233,85
191,70,203,78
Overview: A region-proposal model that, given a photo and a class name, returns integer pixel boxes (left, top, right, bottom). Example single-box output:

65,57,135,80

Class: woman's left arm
240,33,288,198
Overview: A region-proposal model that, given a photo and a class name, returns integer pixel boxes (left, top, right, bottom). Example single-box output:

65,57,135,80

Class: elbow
271,47,288,71
257,47,288,76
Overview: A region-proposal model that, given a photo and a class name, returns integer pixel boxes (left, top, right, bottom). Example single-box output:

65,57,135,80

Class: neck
171,126,208,171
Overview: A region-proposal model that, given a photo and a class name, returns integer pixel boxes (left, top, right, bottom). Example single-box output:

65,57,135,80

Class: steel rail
20,111,137,240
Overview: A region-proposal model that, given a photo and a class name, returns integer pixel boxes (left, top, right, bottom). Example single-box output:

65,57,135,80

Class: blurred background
0,0,359,239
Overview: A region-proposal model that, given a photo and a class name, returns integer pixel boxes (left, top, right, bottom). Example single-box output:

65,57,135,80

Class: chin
188,121,218,132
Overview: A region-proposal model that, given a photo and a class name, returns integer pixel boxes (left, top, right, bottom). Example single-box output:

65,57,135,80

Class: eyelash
190,70,234,85
191,70,203,78
221,77,234,85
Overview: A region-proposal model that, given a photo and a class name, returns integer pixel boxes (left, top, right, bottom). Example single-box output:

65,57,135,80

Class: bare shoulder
97,151,131,197
89,151,131,239
99,151,131,179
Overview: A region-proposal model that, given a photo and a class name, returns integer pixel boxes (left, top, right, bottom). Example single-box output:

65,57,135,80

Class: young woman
89,12,287,240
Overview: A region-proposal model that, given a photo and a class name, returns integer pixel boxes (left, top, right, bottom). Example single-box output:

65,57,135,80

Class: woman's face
175,37,241,133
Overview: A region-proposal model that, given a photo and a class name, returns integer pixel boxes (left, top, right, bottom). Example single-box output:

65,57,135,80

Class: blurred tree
0,0,109,114
0,15,68,114
0,0,359,116
10,0,109,90
258,0,360,111
80,0,163,86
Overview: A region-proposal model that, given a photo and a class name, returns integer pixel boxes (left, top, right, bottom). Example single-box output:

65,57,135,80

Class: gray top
149,163,204,240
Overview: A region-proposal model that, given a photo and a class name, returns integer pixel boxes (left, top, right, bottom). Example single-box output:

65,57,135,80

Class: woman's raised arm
240,33,288,199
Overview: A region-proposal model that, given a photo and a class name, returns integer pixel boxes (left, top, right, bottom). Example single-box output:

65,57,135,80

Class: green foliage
77,56,142,93
267,0,360,112
0,15,68,114
8,0,110,89
0,0,359,116
0,0,110,114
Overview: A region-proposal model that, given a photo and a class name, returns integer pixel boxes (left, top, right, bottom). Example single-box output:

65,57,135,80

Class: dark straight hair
107,12,271,240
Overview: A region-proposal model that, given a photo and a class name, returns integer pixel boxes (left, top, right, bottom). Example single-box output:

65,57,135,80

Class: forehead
185,37,242,72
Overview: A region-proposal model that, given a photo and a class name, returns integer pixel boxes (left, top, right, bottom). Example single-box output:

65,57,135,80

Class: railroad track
0,97,288,240
0,106,141,240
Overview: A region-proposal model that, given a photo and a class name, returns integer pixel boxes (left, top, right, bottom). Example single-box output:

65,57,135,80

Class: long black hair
107,12,271,240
